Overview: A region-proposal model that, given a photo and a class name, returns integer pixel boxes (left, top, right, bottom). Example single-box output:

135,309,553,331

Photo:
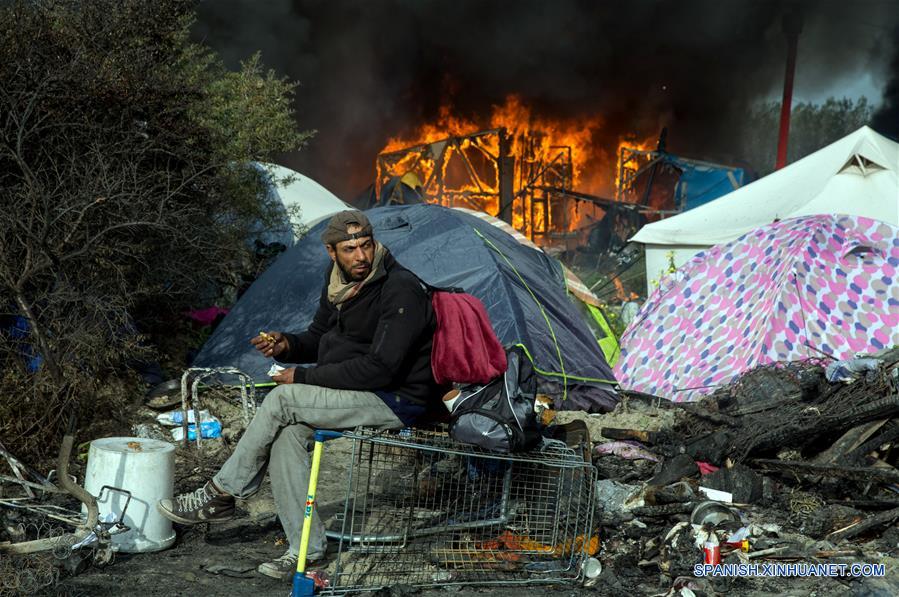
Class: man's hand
271,367,295,384
251,331,289,358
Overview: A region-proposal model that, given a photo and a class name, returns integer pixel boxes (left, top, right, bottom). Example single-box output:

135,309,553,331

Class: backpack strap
412,273,464,295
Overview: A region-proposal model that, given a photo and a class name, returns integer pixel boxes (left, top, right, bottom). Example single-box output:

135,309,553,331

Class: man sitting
157,210,441,579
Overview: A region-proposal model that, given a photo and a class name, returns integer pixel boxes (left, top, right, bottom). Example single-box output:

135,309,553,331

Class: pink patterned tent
615,215,899,401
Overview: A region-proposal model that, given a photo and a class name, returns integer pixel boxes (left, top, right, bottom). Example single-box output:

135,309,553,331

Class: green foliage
741,97,873,175
0,0,311,461
665,250,677,275
648,250,679,289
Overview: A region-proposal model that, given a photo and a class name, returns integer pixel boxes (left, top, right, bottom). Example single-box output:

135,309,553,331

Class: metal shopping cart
318,427,598,593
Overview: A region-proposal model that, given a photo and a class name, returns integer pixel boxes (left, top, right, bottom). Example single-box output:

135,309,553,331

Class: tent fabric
450,207,621,365
586,303,621,367
615,214,899,402
258,163,351,244
375,176,424,207
452,208,602,306
194,203,618,412
632,126,899,247
667,156,746,211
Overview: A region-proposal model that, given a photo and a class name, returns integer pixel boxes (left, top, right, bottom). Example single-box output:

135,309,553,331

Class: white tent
631,126,899,292
261,162,351,235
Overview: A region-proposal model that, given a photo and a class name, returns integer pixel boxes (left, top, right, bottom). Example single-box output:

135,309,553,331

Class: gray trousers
214,383,403,556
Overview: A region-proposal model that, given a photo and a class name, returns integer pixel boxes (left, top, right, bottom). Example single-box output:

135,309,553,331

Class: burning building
369,95,745,260
370,96,652,249
616,130,751,215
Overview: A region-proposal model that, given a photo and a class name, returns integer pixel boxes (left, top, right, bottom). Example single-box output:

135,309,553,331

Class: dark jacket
278,253,439,405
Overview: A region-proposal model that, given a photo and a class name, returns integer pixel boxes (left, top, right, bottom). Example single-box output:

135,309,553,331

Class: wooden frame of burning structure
375,127,577,243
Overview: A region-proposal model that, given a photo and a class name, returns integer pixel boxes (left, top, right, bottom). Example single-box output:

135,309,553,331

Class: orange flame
612,276,640,302
615,135,658,198
379,96,618,240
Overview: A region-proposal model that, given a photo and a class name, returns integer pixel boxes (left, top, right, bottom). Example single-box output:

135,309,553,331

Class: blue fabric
194,204,618,412
668,157,746,211
8,316,43,373
374,391,427,426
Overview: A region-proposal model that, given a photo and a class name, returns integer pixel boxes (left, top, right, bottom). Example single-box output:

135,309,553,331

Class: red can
704,535,721,565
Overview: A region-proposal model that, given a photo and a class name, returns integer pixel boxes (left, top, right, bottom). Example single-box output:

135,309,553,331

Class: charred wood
752,458,899,483
826,506,899,542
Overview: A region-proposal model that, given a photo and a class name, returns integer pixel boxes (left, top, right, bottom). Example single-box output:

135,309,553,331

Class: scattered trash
70,512,118,550
305,569,330,590
431,570,455,582
825,357,882,383
155,409,216,426
698,486,733,503
724,527,751,552
702,530,720,565
154,406,224,442
130,423,169,442
581,556,602,579
592,440,659,462
595,479,641,515
170,420,222,442
7,346,899,596
203,563,257,578
690,501,739,527
695,461,719,475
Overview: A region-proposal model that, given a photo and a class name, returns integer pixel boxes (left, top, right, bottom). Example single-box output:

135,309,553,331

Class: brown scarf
327,241,388,308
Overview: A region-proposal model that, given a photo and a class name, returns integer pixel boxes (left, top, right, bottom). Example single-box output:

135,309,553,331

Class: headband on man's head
321,210,374,245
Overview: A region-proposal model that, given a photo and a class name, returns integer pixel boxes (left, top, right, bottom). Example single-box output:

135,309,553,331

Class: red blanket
430,292,507,385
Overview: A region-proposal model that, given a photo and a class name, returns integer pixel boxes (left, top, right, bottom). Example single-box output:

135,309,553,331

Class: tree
0,0,312,460
741,97,873,175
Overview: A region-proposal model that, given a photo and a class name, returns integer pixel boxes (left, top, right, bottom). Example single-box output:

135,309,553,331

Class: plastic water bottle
170,420,222,442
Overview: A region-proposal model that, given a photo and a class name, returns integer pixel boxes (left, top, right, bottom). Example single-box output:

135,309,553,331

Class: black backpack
448,346,542,453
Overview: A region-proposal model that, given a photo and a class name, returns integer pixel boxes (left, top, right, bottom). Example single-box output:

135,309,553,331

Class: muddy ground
55,440,895,597
54,431,894,597
56,437,540,597
4,393,898,596
58,444,895,597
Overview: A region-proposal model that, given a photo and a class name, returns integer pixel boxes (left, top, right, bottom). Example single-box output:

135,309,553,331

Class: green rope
514,342,616,385
473,228,568,401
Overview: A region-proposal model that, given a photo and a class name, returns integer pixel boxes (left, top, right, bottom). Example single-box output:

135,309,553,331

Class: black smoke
194,0,898,199
873,25,899,137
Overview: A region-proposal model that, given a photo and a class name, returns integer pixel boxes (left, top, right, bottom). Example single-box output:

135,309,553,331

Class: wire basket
324,428,597,592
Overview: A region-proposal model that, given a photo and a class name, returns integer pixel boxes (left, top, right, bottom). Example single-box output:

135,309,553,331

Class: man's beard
339,260,370,282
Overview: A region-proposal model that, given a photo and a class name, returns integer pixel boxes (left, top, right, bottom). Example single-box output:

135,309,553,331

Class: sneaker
257,549,324,580
156,481,235,525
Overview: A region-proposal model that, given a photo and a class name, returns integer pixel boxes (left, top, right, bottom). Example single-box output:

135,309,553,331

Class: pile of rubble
578,348,899,595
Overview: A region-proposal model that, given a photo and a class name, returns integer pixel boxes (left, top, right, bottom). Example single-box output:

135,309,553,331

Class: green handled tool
292,430,342,597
